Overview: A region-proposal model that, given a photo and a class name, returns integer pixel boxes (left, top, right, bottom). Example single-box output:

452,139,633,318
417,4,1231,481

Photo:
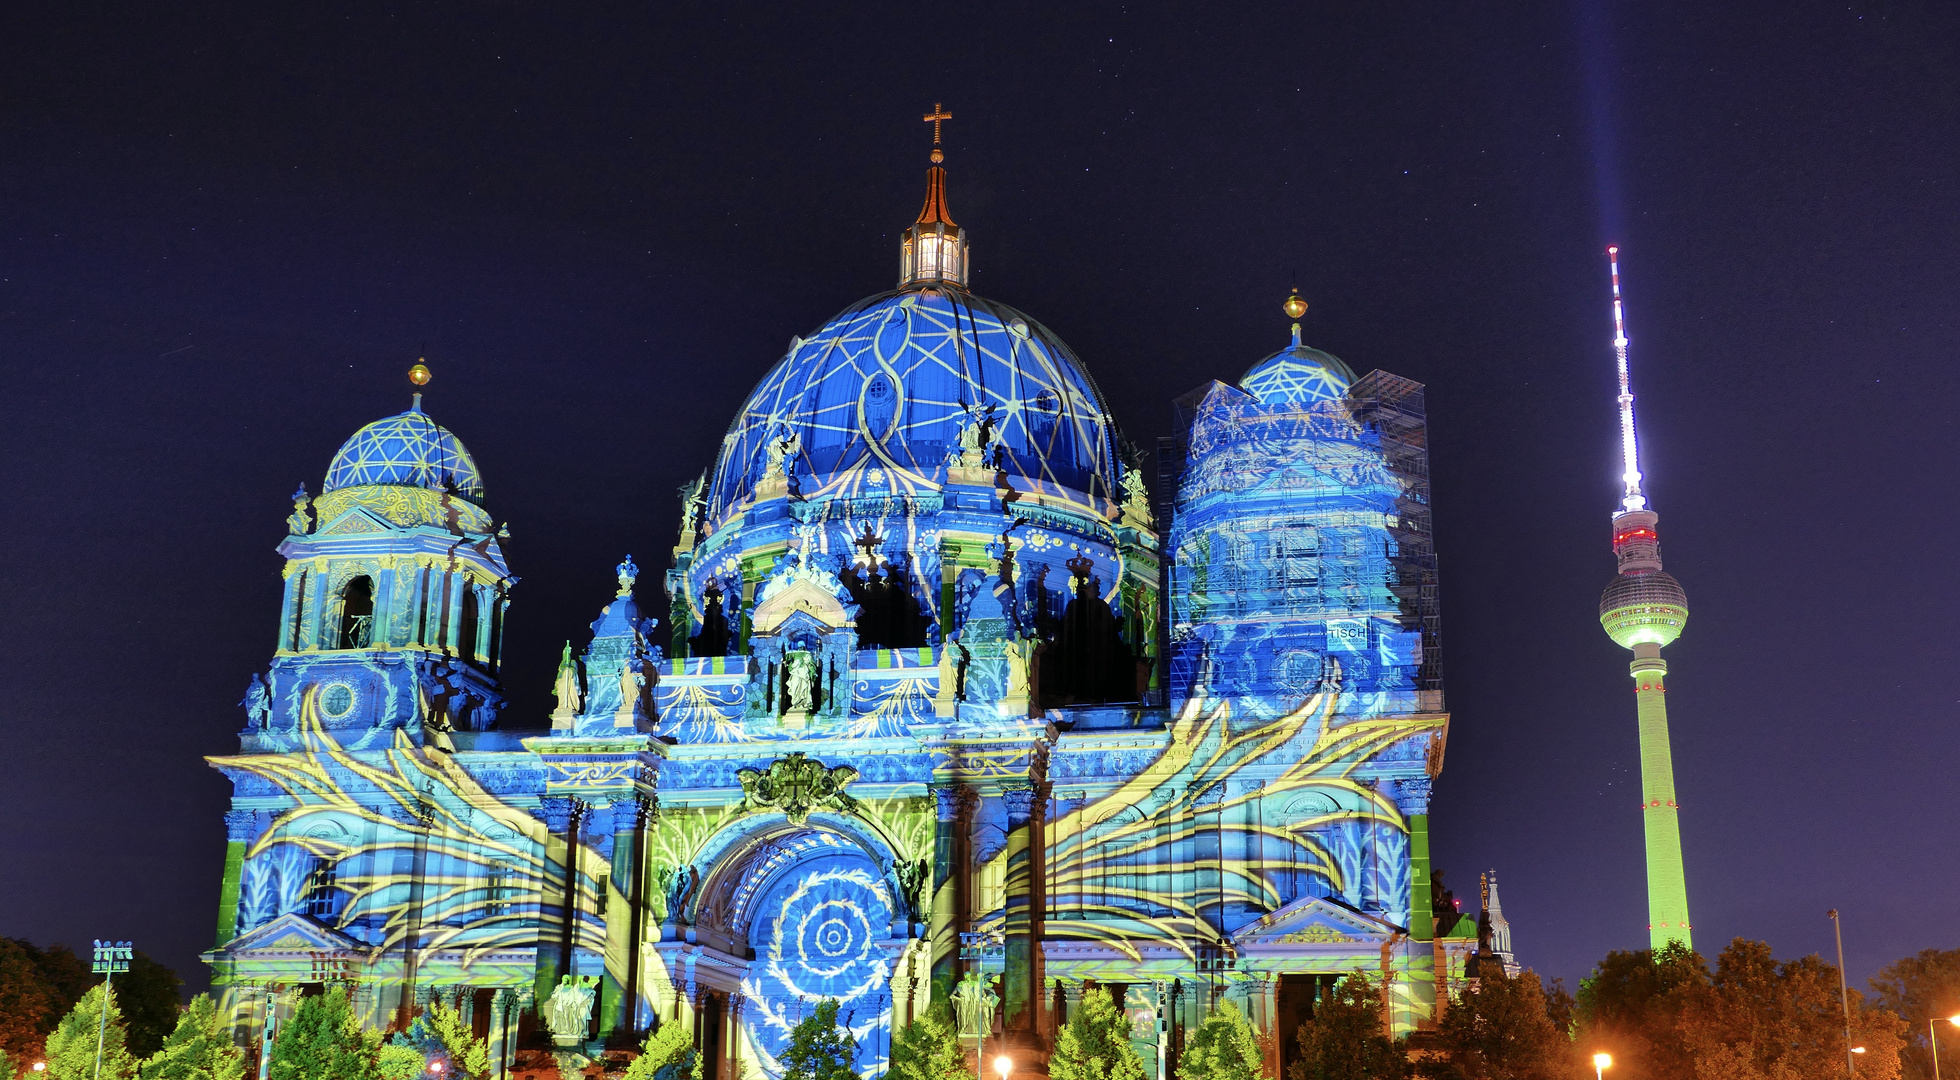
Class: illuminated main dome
1240,332,1356,406
323,397,485,502
704,288,1123,517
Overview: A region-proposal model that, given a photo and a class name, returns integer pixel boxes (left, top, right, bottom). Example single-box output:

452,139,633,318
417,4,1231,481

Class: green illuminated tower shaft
1598,247,1693,951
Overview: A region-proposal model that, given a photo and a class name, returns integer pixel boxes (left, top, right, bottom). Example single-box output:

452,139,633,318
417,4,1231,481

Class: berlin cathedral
201,125,1485,1080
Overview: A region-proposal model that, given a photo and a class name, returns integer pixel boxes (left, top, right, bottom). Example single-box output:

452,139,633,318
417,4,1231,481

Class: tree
1572,944,1706,1079
266,988,381,1080
1177,999,1260,1080
1419,963,1573,1080
1676,938,1905,1080
1050,987,1144,1080
0,940,59,1064
139,995,244,1080
43,984,137,1080
624,1018,702,1080
886,1003,964,1080
778,1000,855,1080
1291,973,1404,1080
1870,948,1960,1080
116,955,184,1061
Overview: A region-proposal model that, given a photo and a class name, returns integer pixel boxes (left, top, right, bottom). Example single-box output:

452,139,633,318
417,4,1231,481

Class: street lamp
32,1065,46,1074
994,1056,1011,1080
1592,1052,1611,1080
1829,910,1855,1077
429,1063,446,1076
1932,1014,1960,1080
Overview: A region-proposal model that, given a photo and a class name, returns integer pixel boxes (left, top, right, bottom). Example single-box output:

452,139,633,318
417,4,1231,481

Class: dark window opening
459,587,480,663
289,572,308,650
337,576,374,649
842,555,933,650
688,581,732,657
1038,561,1139,707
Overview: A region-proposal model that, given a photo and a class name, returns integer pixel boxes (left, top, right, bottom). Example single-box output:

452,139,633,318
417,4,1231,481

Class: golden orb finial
409,360,432,386
1283,289,1309,320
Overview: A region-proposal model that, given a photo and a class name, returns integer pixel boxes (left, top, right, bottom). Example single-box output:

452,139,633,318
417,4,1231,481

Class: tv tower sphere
1600,513,1688,650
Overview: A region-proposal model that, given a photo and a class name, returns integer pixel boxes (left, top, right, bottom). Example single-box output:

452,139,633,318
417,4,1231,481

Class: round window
320,683,355,719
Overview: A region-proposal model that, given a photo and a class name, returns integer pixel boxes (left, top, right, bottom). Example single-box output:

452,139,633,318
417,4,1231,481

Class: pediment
1232,896,1400,947
320,507,393,535
752,577,852,634
217,912,369,957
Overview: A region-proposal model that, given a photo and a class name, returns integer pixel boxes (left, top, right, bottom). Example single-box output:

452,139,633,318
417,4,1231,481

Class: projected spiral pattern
741,854,893,1079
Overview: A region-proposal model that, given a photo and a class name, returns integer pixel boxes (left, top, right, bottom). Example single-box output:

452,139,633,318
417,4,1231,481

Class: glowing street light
33,1065,46,1074
428,1063,446,1076
1592,1052,1612,1080
993,1057,1011,1080
1931,1014,1960,1080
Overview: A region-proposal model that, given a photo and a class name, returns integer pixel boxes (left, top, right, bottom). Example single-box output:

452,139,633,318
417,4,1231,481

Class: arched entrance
688,820,904,1080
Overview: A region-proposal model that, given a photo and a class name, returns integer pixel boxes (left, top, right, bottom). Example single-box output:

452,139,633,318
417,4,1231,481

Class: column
723,992,745,1080
488,989,513,1080
1002,783,1034,1034
1257,975,1280,1080
532,796,583,1006
602,797,654,1039
443,572,465,655
276,567,303,653
929,785,969,1000
215,811,262,947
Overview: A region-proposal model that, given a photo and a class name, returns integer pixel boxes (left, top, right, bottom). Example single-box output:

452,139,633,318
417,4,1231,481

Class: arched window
337,576,374,649
459,586,480,663
304,857,339,919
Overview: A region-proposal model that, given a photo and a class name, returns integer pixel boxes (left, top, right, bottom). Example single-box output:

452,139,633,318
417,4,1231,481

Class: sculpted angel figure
763,429,800,479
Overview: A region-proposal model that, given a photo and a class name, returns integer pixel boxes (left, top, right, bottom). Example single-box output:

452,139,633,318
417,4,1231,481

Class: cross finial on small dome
923,102,952,164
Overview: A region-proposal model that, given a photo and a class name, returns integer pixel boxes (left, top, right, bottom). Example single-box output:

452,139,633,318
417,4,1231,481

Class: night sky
3,1,1955,998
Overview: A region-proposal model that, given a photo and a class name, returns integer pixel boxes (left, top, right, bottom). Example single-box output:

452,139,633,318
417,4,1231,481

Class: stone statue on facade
239,673,271,729
952,970,999,1037
286,484,313,535
784,649,817,713
543,974,597,1042
949,405,1002,469
763,430,800,479
550,642,581,726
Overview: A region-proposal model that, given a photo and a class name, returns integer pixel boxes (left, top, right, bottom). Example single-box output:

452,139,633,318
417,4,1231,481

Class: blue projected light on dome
707,290,1122,515
1239,344,1356,406
323,402,484,500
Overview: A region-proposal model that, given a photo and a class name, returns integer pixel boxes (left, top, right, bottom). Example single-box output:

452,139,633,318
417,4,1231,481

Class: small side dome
323,398,485,502
1240,343,1356,405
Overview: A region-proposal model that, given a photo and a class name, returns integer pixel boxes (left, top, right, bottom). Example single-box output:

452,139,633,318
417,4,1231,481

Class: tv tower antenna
1609,245,1646,512
1596,245,1693,951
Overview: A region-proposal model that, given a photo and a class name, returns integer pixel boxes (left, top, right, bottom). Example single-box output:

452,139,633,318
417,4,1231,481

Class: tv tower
1597,245,1693,951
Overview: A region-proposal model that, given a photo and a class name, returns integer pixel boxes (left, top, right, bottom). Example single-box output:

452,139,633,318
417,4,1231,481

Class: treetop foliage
139,995,245,1080
778,999,855,1080
44,985,137,1080
1176,999,1260,1080
1291,972,1405,1080
624,1017,703,1080
1051,986,1145,1080
886,1002,966,1080
268,988,382,1080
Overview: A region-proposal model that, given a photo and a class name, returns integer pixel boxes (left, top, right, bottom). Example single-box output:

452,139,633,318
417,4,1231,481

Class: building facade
202,150,1475,1079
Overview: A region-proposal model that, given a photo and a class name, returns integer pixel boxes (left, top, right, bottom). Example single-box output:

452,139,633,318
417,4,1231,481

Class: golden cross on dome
922,103,952,144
